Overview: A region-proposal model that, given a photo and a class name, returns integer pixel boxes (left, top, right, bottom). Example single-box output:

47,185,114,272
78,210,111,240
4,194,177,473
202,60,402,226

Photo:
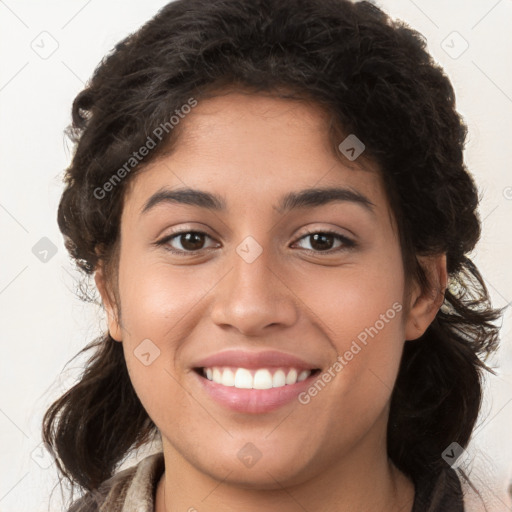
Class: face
97,91,445,488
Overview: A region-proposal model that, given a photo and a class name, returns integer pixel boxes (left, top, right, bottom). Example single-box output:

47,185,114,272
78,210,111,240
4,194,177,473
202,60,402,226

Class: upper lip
192,349,321,371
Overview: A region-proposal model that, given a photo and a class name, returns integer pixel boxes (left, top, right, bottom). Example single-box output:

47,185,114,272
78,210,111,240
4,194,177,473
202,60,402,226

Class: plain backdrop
1,1,511,510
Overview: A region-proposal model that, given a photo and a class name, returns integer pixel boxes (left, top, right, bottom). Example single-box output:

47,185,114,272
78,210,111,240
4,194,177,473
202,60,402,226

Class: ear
94,264,123,342
404,253,448,341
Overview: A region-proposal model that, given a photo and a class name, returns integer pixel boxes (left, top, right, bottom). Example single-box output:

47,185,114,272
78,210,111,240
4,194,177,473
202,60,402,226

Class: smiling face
96,91,445,491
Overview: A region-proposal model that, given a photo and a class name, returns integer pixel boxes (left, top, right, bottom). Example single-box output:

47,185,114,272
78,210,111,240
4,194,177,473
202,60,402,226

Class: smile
198,366,316,389
193,366,321,414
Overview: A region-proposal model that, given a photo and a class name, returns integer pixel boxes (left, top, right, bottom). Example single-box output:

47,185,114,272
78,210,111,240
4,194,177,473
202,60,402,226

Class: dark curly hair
43,0,506,505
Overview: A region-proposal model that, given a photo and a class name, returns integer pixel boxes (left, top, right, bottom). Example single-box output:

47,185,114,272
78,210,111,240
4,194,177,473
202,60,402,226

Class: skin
95,91,447,512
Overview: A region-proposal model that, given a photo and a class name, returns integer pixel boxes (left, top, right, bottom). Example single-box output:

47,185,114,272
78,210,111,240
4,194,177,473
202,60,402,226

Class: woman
43,0,504,510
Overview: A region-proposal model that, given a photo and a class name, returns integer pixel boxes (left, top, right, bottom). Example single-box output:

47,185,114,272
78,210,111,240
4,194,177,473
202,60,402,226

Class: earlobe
404,253,448,341
94,266,123,342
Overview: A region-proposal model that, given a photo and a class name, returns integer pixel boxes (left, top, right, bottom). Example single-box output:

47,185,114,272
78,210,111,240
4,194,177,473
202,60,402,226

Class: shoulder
67,452,165,512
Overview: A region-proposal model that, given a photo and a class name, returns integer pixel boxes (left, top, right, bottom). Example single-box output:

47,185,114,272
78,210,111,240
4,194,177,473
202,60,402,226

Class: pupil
311,233,333,251
181,232,204,250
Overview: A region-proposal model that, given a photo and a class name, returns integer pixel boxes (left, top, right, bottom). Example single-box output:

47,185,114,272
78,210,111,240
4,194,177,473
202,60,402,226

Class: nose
209,248,299,336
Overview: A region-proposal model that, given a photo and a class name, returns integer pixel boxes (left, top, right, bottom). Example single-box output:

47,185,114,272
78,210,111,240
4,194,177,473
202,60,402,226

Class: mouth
192,365,322,413
193,366,322,390
190,349,324,413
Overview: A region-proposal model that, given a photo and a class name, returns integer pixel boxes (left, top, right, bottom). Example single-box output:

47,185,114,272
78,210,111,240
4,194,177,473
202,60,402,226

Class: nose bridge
210,241,298,334
228,229,276,297
232,246,275,298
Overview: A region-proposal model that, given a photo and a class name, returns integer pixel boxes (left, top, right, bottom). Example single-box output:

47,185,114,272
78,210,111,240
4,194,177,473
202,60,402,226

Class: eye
155,229,357,255
292,230,356,253
156,230,218,254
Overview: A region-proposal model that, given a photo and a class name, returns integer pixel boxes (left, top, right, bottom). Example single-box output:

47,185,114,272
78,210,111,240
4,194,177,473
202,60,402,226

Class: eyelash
155,229,357,256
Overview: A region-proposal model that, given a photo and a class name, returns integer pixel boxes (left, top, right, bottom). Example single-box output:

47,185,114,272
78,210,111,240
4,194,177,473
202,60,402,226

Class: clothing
67,451,470,511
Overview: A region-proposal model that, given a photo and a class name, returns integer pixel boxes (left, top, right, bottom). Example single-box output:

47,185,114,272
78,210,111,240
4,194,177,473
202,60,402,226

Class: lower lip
192,369,320,414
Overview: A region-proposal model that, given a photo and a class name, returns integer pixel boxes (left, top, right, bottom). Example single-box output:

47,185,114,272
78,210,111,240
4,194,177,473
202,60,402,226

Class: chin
197,451,315,490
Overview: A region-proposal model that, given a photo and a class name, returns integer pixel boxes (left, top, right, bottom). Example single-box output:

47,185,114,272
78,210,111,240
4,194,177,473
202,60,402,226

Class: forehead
123,92,390,221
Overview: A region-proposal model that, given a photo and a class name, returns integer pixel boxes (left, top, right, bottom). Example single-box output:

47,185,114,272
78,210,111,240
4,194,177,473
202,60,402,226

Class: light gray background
1,1,511,510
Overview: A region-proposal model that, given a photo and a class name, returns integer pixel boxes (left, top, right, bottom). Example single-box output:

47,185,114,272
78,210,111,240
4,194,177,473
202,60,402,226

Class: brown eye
294,231,356,253
308,233,336,251
177,232,207,251
157,231,218,254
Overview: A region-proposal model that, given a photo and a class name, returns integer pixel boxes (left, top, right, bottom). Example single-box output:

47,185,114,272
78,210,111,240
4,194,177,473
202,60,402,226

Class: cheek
118,257,208,342
302,254,405,350
116,257,209,413
297,256,406,419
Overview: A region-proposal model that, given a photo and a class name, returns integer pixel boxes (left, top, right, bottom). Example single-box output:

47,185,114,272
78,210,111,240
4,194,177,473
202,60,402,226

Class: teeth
272,369,286,387
285,368,297,385
297,370,310,382
221,368,235,387
234,368,253,389
253,369,273,389
203,367,312,389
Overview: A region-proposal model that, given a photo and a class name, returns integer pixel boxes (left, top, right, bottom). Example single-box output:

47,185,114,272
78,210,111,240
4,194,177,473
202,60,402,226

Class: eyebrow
140,186,376,216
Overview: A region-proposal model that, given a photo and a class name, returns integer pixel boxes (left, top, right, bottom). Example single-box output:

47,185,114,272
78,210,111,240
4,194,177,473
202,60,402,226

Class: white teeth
285,368,298,385
253,369,273,389
221,368,235,387
272,369,286,387
203,366,312,389
234,368,252,389
297,370,310,382
212,368,222,383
